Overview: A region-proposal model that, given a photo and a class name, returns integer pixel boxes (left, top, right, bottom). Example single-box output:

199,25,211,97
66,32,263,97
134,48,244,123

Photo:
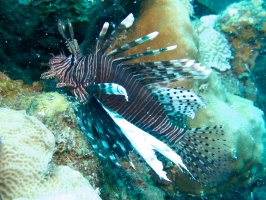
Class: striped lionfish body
41,14,230,184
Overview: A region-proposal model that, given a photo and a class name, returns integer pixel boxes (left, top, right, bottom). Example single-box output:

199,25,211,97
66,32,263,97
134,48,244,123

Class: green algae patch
28,92,69,118
0,72,43,110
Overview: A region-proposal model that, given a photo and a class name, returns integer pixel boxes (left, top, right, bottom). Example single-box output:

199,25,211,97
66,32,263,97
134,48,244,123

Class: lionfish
41,14,229,184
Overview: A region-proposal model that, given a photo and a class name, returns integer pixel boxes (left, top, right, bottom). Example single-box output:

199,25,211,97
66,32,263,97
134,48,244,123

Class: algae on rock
28,92,69,118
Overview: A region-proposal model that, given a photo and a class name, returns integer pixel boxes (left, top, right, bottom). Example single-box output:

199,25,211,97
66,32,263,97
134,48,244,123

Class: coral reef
212,0,266,106
28,92,69,118
180,0,194,16
0,74,103,196
0,75,155,199
194,15,232,71
0,108,101,200
252,51,266,116
216,0,266,78
0,0,265,199
108,0,266,197
0,71,42,109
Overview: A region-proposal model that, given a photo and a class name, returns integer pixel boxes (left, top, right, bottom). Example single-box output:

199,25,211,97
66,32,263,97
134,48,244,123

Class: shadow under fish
41,14,230,185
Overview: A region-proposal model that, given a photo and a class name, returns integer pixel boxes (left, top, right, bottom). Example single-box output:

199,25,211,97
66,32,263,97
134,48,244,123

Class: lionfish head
49,52,66,65
41,52,67,79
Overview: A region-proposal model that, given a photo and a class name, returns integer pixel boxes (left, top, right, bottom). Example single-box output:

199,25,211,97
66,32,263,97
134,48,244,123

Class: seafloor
0,0,266,199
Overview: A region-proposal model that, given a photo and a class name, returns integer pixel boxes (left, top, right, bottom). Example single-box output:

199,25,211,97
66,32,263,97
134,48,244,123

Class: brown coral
216,1,266,76
113,0,199,62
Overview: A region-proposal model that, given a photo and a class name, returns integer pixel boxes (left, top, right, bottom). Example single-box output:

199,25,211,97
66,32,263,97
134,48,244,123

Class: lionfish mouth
40,69,56,79
41,51,67,80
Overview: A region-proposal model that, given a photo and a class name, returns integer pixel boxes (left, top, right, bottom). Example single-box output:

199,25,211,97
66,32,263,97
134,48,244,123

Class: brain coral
0,108,101,200
195,15,232,71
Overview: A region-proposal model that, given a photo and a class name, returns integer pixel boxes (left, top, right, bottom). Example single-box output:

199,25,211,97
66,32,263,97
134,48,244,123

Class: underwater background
0,0,266,199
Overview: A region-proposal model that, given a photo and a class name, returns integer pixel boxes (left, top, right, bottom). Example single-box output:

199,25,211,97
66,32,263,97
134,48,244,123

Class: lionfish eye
49,58,58,65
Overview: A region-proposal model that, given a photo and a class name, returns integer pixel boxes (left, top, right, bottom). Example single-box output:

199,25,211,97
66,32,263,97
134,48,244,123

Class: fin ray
107,31,159,57
113,45,177,62
98,97,191,181
174,126,231,185
115,59,211,87
152,87,206,119
100,13,134,52
75,96,133,165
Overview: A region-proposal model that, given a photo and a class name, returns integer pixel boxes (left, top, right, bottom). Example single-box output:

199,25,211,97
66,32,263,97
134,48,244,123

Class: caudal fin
174,126,232,186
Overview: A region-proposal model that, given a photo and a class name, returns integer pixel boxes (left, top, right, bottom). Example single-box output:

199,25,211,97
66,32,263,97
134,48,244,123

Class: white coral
196,15,232,71
0,108,101,200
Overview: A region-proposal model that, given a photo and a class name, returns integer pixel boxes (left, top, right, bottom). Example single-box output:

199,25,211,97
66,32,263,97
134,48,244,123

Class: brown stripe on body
95,59,186,137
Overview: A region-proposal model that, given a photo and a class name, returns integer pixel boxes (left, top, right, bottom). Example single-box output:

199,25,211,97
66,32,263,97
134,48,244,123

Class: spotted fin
74,101,106,159
75,96,133,165
167,126,231,185
76,86,191,181
152,87,206,119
